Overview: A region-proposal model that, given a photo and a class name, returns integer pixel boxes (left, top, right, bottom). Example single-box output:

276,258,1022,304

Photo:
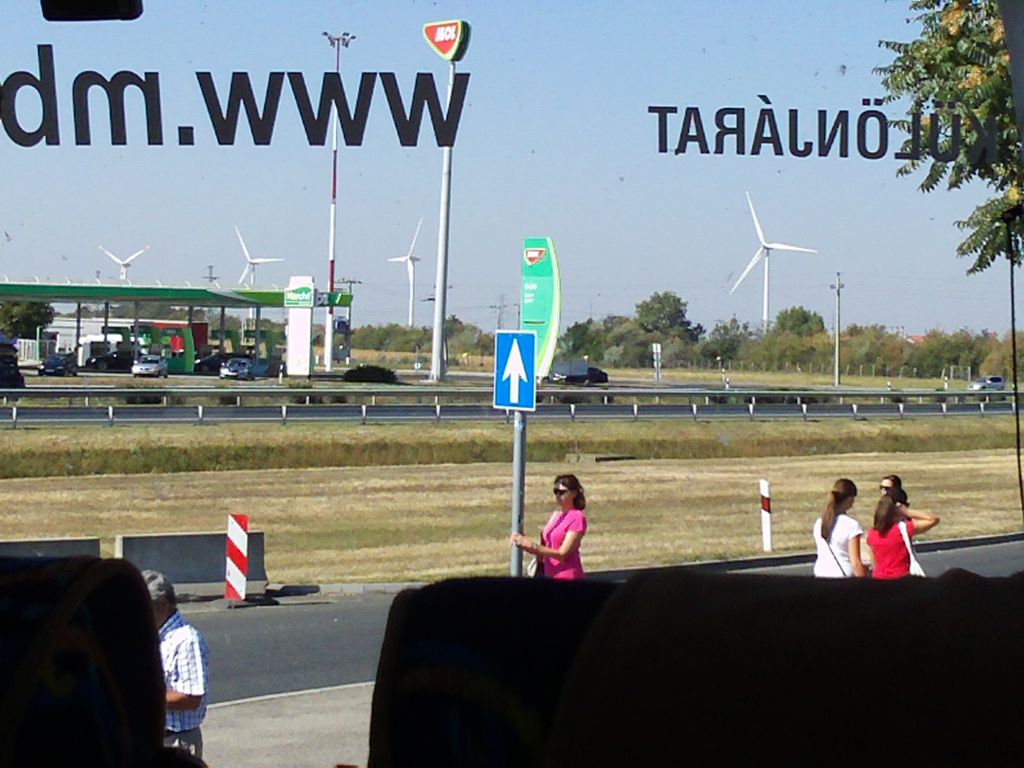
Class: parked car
37,353,78,377
969,375,1005,391
83,350,135,372
220,357,255,380
194,352,232,374
131,354,169,378
0,358,25,389
547,360,610,386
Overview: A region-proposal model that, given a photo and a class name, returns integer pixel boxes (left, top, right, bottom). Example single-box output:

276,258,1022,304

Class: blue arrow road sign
493,330,536,411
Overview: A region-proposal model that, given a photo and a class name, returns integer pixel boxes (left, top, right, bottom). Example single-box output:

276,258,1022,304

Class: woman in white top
812,478,869,578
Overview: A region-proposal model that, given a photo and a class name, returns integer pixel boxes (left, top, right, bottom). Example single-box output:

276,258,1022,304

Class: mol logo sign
524,247,546,266
423,20,471,62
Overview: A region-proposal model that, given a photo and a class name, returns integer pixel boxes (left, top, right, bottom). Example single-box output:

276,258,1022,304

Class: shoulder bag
527,530,545,578
819,525,847,577
898,521,926,577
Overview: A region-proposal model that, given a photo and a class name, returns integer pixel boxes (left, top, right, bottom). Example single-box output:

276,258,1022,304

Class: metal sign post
510,410,527,576
493,330,537,576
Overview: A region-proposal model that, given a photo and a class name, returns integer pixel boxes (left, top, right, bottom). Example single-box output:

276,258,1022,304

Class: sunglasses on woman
553,487,571,496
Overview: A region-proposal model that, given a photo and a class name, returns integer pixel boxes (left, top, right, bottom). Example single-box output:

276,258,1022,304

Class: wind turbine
729,192,817,330
99,244,149,281
235,226,283,287
388,217,423,327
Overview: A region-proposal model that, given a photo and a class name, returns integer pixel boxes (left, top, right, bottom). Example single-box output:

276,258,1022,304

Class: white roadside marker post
760,478,772,553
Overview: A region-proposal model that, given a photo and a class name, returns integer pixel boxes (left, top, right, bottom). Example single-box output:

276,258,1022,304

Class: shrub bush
342,365,398,384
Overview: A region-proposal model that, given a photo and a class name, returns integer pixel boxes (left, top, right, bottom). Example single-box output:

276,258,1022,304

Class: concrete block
0,537,101,558
115,531,267,598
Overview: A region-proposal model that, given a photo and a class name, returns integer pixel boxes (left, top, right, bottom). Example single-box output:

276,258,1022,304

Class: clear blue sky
0,1,1013,336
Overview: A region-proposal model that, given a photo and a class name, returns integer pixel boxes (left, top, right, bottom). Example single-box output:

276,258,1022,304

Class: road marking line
209,680,374,709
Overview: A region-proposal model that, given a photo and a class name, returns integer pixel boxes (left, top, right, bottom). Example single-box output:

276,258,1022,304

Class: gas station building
0,278,351,377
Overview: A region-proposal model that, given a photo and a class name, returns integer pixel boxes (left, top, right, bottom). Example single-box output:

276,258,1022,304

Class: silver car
969,375,1005,391
131,355,169,378
219,357,255,380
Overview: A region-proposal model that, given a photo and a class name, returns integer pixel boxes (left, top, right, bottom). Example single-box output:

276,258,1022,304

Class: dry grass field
2,445,1019,583
0,417,1016,478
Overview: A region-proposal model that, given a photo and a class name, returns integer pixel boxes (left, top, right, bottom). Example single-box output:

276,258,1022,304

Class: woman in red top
510,474,588,580
866,494,939,579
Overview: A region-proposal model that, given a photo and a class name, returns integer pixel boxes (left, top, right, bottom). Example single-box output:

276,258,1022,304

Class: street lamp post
322,31,355,372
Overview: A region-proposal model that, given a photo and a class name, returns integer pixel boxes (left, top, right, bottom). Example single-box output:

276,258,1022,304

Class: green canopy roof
0,281,351,308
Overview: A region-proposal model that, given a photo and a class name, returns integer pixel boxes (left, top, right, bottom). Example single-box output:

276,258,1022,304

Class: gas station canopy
0,281,351,309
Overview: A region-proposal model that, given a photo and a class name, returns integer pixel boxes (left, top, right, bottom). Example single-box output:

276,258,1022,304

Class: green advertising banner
284,285,314,308
520,237,561,379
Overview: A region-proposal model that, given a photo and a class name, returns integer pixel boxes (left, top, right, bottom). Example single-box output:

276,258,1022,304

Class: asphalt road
190,536,1024,705
189,593,393,704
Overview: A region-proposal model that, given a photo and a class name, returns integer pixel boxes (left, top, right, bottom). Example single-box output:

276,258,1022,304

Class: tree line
557,291,1009,379
337,290,1012,379
0,288,1010,379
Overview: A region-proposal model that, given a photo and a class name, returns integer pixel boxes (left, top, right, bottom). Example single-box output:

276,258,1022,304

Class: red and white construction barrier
225,514,249,600
759,479,772,552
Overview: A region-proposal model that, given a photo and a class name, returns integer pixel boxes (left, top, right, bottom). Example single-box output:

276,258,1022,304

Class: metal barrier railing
1,386,1015,427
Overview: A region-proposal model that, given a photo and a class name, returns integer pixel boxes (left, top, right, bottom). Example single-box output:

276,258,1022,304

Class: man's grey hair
142,569,177,609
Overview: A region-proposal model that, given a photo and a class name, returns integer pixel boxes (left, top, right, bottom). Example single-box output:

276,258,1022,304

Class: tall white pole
323,32,355,372
429,60,456,381
762,251,771,332
831,272,844,387
407,264,415,328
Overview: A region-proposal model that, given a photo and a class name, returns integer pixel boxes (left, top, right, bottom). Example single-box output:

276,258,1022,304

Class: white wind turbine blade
388,256,406,263
251,257,284,265
99,246,124,266
234,226,253,264
238,263,251,285
122,245,150,265
729,247,765,294
764,241,817,254
405,258,415,285
405,217,423,261
746,191,767,246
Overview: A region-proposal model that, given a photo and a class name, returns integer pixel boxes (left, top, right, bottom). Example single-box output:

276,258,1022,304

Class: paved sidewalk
204,683,373,767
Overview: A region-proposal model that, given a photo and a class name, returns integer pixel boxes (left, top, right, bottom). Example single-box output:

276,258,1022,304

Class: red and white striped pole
759,479,772,552
225,514,249,600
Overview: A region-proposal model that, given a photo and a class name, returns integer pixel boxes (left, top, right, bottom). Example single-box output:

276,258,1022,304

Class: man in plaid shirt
144,570,210,759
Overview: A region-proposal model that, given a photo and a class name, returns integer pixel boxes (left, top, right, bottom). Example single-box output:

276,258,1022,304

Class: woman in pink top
866,494,939,579
509,474,588,580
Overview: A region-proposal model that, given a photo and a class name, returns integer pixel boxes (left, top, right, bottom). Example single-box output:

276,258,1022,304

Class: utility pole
830,272,844,387
489,294,508,330
322,30,356,373
204,265,218,284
